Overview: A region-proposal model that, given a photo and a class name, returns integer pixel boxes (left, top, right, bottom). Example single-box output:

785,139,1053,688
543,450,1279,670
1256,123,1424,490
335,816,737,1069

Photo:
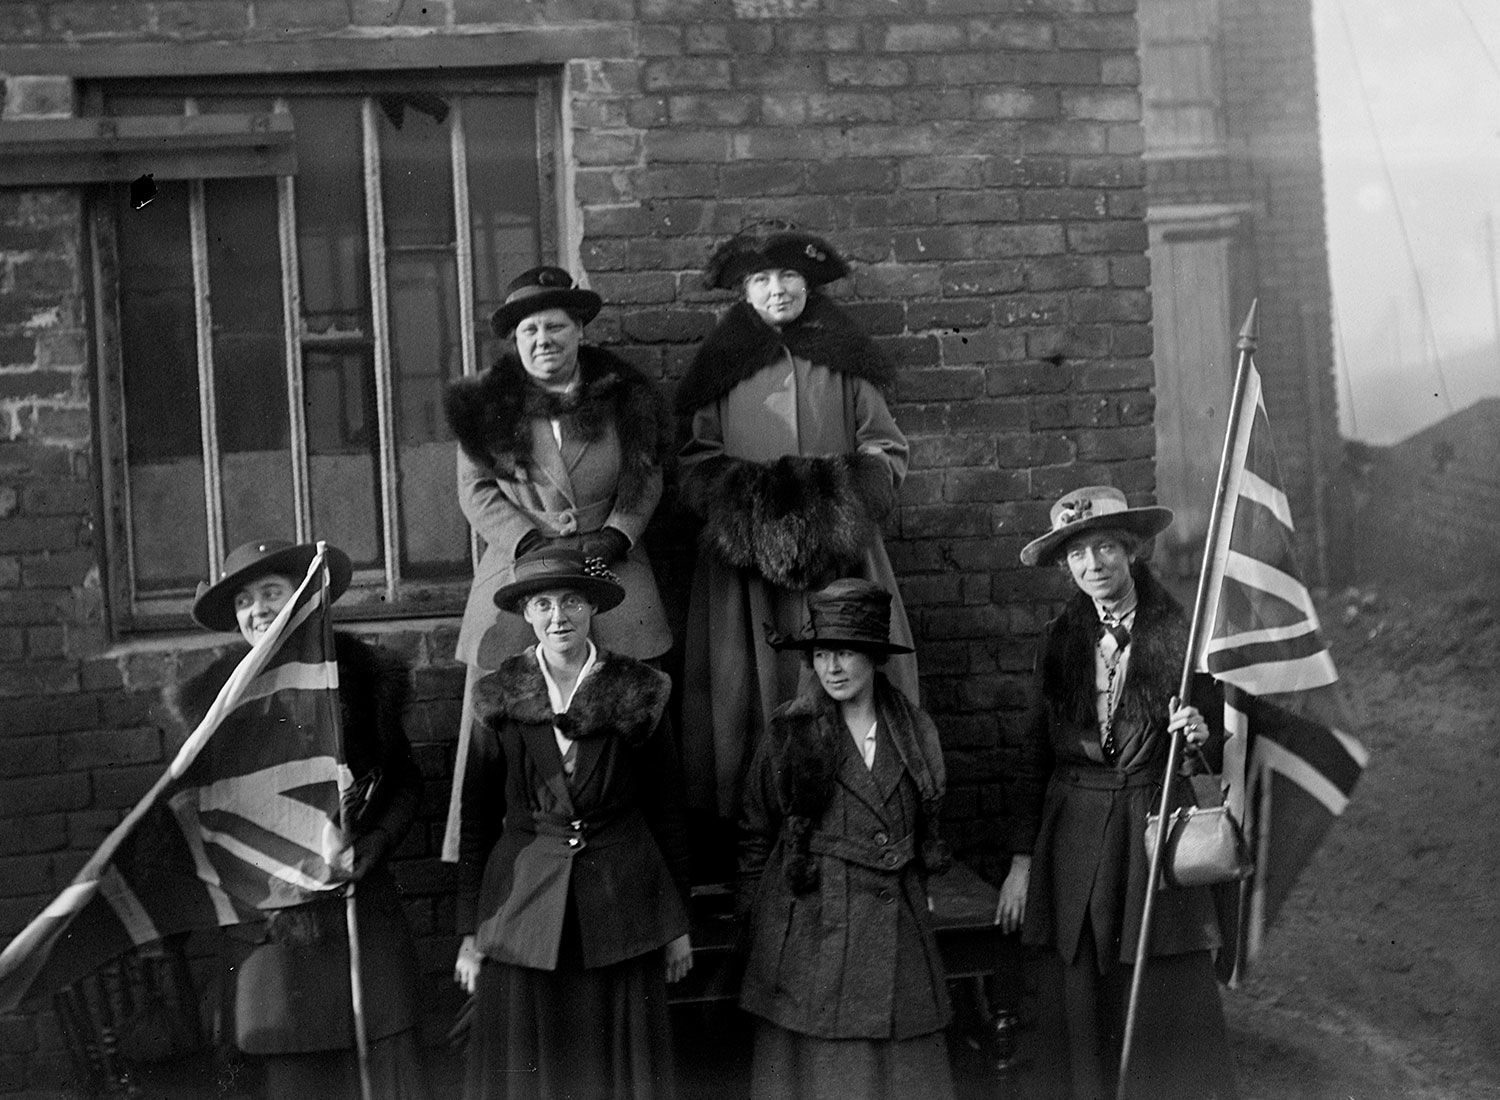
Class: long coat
737,679,951,1041
1014,564,1225,968
174,635,423,1054
456,648,691,970
445,345,673,667
678,295,917,819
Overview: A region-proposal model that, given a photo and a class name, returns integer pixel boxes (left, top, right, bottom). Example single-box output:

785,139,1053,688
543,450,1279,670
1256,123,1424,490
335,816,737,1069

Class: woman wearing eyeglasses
453,546,693,1100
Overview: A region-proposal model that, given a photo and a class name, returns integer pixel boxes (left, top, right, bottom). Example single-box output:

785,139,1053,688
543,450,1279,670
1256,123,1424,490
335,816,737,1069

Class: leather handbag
1144,747,1253,889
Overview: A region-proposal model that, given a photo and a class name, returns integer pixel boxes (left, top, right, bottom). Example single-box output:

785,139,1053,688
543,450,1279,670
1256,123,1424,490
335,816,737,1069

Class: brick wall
0,1,1159,1091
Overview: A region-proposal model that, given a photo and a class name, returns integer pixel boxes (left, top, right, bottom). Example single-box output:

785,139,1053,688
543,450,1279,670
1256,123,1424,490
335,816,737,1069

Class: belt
525,802,638,853
807,830,915,873
1056,765,1157,791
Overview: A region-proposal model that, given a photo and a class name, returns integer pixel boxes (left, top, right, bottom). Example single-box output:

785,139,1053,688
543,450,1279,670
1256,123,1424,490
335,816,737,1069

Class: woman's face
812,648,876,706
234,573,296,646
522,587,595,657
1062,530,1136,604
515,308,582,391
744,268,809,328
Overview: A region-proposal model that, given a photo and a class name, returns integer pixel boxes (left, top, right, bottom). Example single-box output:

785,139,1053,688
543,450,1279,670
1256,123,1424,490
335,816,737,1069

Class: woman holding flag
1011,487,1238,1100
178,538,430,1100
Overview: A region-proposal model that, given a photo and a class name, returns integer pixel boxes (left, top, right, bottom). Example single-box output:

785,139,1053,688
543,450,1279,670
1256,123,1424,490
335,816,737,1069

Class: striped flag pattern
1196,359,1369,964
0,545,352,1011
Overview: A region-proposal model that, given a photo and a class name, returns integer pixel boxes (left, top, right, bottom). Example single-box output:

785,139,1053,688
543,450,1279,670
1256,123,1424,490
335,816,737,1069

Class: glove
580,526,630,565
349,827,390,882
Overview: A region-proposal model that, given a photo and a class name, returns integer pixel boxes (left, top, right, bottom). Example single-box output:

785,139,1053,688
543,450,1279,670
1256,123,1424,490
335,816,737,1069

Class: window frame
86,71,563,634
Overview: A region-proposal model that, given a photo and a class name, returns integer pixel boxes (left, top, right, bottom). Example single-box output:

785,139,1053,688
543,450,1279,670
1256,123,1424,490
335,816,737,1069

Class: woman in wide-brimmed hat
175,538,430,1100
737,578,954,1100
1008,486,1239,1100
442,264,673,855
676,222,918,828
453,546,692,1099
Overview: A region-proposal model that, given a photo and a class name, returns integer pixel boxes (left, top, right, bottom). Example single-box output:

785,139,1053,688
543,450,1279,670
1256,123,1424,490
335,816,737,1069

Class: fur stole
689,451,893,590
443,345,669,511
1040,563,1187,736
474,648,670,749
770,676,950,894
675,292,895,415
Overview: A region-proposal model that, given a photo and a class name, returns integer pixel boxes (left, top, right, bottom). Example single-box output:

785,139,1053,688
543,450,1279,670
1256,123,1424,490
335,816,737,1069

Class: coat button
557,512,578,535
884,850,900,866
567,837,580,848
873,831,889,846
570,820,583,830
878,889,894,904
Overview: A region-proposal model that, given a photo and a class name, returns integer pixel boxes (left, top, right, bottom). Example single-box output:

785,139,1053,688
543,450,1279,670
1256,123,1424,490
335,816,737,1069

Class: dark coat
1015,565,1226,970
457,649,691,971
738,679,952,1040
444,344,673,665
174,634,423,1054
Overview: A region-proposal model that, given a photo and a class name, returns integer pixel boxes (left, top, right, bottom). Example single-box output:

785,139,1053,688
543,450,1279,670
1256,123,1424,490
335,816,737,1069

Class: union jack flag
0,545,352,1011
1195,353,1369,971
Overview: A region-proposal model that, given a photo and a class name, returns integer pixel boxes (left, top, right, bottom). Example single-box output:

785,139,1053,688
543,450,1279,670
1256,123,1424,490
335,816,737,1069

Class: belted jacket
456,648,691,971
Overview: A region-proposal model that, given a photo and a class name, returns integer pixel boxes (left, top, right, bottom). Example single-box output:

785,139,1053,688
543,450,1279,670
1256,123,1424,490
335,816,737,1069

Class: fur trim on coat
692,450,893,590
1040,562,1187,737
674,293,895,415
770,675,950,893
443,344,670,512
474,648,671,749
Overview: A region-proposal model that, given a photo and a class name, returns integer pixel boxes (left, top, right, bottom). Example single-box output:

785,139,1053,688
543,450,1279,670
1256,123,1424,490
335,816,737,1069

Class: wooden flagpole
317,541,375,1100
1115,301,1259,1099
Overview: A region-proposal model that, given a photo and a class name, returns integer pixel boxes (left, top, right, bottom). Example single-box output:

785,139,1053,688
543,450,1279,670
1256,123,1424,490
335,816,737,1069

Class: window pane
464,95,543,343
377,94,456,249
305,348,383,570
205,175,295,552
116,180,208,591
293,98,370,336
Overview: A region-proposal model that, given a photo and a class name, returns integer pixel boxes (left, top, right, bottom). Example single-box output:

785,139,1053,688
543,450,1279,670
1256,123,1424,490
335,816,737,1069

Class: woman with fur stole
176,539,428,1100
738,578,953,1100
678,225,917,823
441,265,673,858
1011,487,1238,1100
454,548,692,1100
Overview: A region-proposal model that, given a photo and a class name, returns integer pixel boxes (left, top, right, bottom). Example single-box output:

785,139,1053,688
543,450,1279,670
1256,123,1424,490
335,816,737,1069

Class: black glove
350,827,390,882
580,526,630,565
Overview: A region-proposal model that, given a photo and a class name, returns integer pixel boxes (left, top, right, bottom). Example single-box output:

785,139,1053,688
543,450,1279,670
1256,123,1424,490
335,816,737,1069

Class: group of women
181,223,1238,1100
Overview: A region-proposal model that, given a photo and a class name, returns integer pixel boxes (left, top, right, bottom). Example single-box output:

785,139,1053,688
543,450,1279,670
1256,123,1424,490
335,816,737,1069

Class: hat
1019,485,1174,567
492,546,625,615
703,222,851,291
192,538,353,632
490,266,603,337
768,578,915,655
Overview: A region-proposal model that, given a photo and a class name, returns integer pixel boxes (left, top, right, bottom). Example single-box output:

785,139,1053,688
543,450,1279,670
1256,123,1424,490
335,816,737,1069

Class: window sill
101,614,463,661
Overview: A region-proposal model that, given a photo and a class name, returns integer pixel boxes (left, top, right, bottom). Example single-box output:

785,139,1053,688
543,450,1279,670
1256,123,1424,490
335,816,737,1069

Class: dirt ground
1222,580,1500,1100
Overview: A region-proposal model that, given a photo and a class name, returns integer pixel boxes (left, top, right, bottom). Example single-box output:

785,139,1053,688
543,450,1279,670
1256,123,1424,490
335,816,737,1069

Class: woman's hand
664,934,693,984
454,935,484,994
994,854,1030,934
1168,695,1210,746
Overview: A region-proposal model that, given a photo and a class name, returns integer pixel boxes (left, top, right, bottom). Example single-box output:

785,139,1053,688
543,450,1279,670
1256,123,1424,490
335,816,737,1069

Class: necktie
1102,619,1131,650
561,738,577,780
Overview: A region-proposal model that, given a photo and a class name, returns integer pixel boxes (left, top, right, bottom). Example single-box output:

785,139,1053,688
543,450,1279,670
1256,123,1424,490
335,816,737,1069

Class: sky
1313,0,1500,443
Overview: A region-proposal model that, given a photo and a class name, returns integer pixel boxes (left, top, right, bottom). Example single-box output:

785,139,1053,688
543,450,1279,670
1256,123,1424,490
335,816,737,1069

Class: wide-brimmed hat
493,546,625,615
192,538,353,632
768,578,915,655
490,265,603,337
703,222,851,291
1019,485,1174,567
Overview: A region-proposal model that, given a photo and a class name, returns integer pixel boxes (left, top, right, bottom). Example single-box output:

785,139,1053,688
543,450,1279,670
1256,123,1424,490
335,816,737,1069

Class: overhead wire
1331,0,1455,415
1448,0,1500,83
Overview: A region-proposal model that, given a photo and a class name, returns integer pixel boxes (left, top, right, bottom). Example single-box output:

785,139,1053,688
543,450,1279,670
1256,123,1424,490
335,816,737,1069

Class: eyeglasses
525,594,591,617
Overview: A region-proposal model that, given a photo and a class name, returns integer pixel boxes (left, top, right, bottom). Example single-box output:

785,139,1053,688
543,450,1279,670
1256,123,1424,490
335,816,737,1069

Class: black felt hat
768,578,914,656
192,538,353,632
492,546,625,615
703,222,851,290
490,265,603,337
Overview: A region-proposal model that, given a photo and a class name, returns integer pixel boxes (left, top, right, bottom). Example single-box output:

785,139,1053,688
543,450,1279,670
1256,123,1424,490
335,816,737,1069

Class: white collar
534,640,598,714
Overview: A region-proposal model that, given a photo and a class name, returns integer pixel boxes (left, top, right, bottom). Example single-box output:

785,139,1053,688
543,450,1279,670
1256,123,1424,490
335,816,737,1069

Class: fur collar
675,292,895,414
475,649,670,748
1040,563,1187,734
443,344,669,510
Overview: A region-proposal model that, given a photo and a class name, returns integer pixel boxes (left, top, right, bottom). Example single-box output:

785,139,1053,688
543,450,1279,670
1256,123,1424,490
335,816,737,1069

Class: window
89,75,558,629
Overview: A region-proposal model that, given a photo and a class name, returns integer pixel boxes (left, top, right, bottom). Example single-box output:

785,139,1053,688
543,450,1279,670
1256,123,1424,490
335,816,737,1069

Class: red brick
25,625,65,660
642,58,732,93
826,57,909,87
67,809,120,850
57,727,162,771
0,370,76,402
900,157,985,190
667,95,755,127
154,1,251,36
0,773,88,817
252,0,348,30
18,480,91,516
641,130,732,163
1057,15,1138,50
882,22,966,52
968,17,1054,49
19,549,95,588
719,161,805,197
89,762,163,810
906,300,994,332
944,468,1028,503
573,130,642,167
975,88,1059,120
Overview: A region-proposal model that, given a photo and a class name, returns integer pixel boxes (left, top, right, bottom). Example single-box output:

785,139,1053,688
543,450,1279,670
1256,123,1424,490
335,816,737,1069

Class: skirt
262,1026,431,1100
749,1020,954,1100
465,899,676,1100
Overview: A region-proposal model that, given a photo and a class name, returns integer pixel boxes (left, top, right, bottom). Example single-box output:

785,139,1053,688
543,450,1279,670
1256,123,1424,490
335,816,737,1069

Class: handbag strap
1179,744,1226,809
